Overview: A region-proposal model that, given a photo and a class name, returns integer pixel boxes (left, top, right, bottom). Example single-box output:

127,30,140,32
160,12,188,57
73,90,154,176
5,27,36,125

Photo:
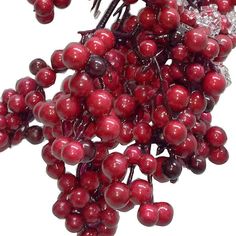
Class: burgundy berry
162,158,182,180
209,146,229,165
8,94,26,113
58,173,77,192
205,126,227,147
163,121,187,146
46,161,65,179
154,202,174,226
152,105,170,128
15,77,37,96
61,141,85,165
51,137,71,160
94,29,115,51
82,203,101,224
184,28,208,52
35,67,56,88
69,72,93,97
53,0,71,9
159,7,180,30
69,187,90,209
139,40,158,58
139,154,157,175
186,63,205,83
188,90,207,115
85,55,107,77
130,179,153,205
118,121,134,145
79,171,99,192
85,36,107,56
138,7,156,29
56,95,81,120
25,91,45,109
51,50,66,72
96,115,121,142
153,157,169,183
124,145,142,165
62,42,90,70
102,152,128,181
52,199,72,219
166,85,190,112
133,122,152,144
65,213,84,233
25,125,44,144
34,0,54,16
188,155,206,174
101,208,120,228
86,89,112,117
137,203,159,226
202,72,226,96
104,182,130,210
35,11,54,24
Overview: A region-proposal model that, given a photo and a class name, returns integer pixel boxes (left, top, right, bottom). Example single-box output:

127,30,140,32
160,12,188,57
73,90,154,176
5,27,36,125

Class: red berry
154,202,174,226
137,203,159,226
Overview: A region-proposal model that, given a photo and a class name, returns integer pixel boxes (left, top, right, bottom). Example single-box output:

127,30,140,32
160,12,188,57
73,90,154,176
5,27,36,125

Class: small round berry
139,40,158,58
25,125,44,144
96,116,121,142
51,50,66,72
63,43,90,70
85,55,107,77
162,158,182,180
202,72,226,96
154,202,174,226
153,157,169,183
133,122,152,144
139,154,157,175
15,77,37,96
163,121,187,145
186,63,205,82
85,37,107,56
35,67,56,88
205,126,227,147
166,85,190,112
34,0,54,16
53,0,71,9
86,90,112,117
61,141,84,165
159,7,180,30
188,155,206,174
137,203,159,226
130,179,153,205
46,161,65,179
82,203,101,224
184,28,207,52
102,152,128,181
100,208,120,228
104,182,130,210
94,29,115,51
138,7,156,29
52,199,72,219
69,188,90,209
65,213,84,233
209,146,229,165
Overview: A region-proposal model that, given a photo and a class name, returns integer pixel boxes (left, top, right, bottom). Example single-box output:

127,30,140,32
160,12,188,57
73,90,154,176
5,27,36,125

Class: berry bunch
1,0,235,235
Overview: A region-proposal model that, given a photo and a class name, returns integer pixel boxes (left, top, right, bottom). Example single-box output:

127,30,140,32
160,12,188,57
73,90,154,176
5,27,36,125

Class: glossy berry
101,208,120,228
139,154,157,175
35,67,56,88
209,146,229,165
61,141,84,165
102,152,128,181
162,158,182,180
130,179,153,205
154,202,174,226
69,188,90,208
53,0,71,9
65,213,84,233
52,199,72,219
104,182,130,210
86,90,112,117
159,7,180,30
63,43,90,70
139,40,158,58
205,126,227,147
137,203,159,226
163,121,187,145
34,0,54,16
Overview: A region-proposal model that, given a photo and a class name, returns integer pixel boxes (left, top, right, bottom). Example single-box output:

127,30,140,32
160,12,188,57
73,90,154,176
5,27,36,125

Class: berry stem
127,165,135,185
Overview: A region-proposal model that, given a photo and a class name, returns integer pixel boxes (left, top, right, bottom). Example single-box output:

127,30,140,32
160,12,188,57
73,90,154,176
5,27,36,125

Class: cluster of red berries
27,0,71,24
1,0,235,235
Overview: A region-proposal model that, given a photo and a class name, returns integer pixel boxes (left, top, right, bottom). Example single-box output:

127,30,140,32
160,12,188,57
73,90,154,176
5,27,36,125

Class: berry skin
96,115,121,142
15,77,37,96
104,182,130,210
162,158,182,180
69,188,90,208
65,213,85,233
56,95,81,120
62,43,90,70
85,37,107,56
139,154,157,175
35,67,56,88
133,122,152,144
94,29,115,51
202,72,226,96
61,141,84,165
52,199,72,219
130,179,153,205
186,63,205,83
166,85,190,112
163,121,187,146
138,7,156,29
29,58,47,75
184,28,208,52
188,155,207,175
205,126,227,147
34,0,54,16
209,146,229,165
51,50,66,72
53,0,71,9
137,204,159,226
102,152,128,181
159,7,180,30
154,202,174,226
139,40,158,58
101,208,120,228
86,90,112,117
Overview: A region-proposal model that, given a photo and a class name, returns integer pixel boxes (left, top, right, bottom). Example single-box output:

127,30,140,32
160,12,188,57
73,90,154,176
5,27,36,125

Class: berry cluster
1,0,235,235
27,0,71,23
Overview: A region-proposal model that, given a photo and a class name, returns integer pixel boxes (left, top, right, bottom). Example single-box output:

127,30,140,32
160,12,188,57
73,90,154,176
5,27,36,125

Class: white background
0,1,236,235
